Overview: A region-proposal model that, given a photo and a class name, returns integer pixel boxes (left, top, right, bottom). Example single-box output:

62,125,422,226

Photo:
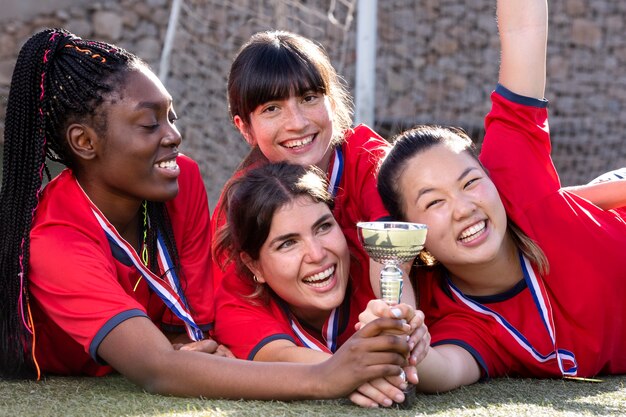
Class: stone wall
1,0,625,207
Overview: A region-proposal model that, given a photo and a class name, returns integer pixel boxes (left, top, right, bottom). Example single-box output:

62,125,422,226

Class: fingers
176,339,219,354
359,299,389,325
348,389,380,408
355,378,406,407
404,364,419,385
214,344,236,358
356,317,411,340
359,303,417,336
407,309,424,333
409,323,430,366
385,371,409,391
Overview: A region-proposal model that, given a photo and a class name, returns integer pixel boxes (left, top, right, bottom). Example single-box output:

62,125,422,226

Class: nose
452,193,477,220
284,100,309,131
162,123,182,148
304,237,326,264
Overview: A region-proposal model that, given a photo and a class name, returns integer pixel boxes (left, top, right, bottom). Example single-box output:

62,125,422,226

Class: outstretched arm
497,0,548,99
565,170,626,210
98,316,410,400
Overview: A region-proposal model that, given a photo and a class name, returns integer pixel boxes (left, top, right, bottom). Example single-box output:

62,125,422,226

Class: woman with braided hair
0,28,413,400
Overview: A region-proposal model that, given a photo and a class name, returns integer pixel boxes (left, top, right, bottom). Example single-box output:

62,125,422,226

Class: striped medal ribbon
289,307,340,353
447,252,577,376
327,147,344,198
81,186,204,342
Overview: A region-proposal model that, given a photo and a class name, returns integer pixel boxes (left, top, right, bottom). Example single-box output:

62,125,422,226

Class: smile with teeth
156,159,178,170
283,135,314,149
459,220,486,243
303,266,335,288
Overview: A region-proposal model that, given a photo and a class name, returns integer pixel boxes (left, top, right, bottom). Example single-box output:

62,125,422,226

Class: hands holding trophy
357,221,427,409
357,221,427,304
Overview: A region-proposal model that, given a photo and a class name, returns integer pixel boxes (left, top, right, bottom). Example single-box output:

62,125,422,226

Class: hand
357,299,415,334
357,300,430,384
349,376,408,408
314,317,410,400
408,310,430,367
172,338,235,358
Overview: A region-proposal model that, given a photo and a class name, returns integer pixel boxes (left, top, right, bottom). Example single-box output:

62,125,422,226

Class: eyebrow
415,167,479,203
134,98,173,111
267,212,333,248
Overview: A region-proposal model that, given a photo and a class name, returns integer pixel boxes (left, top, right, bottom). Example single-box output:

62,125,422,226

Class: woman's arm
97,315,410,400
414,345,481,393
252,330,412,408
564,179,626,210
497,0,548,99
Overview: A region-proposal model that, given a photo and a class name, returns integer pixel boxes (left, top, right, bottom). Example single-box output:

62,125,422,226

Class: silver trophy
357,221,427,304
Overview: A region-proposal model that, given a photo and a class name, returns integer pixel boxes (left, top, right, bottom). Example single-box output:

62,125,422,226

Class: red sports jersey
211,124,389,301
213,256,372,359
420,86,626,378
28,155,214,376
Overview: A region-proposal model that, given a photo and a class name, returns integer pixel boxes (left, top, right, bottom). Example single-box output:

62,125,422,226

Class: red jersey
28,155,214,376
420,86,626,378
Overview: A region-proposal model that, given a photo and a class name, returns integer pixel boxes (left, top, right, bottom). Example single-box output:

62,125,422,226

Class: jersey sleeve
163,154,214,331
29,222,148,362
479,85,556,231
213,278,296,360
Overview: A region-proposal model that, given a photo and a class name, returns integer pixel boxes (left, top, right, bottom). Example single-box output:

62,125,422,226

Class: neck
446,234,523,297
318,146,336,174
292,308,331,332
76,176,143,248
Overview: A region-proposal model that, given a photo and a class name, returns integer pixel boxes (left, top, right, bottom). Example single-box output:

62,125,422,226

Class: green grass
1,374,624,417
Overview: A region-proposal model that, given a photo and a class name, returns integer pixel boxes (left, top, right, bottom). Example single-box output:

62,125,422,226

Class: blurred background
1,0,625,208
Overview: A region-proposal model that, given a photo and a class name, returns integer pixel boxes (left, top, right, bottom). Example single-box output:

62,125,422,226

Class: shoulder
344,124,389,148
340,125,389,168
33,169,100,232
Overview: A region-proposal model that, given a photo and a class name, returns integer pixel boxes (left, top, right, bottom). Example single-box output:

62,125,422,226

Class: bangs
239,46,326,116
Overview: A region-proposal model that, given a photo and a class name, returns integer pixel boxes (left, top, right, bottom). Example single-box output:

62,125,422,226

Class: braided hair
0,29,183,379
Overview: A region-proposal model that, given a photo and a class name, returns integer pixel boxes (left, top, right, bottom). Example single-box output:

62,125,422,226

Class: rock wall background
1,0,624,207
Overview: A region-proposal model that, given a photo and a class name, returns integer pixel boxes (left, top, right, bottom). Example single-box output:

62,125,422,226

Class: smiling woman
374,0,626,394
212,162,429,408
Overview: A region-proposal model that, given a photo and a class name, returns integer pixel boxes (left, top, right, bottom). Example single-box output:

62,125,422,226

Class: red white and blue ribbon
80,185,204,342
327,147,344,198
289,307,340,353
447,252,577,376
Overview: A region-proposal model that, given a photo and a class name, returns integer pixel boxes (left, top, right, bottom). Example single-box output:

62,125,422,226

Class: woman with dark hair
212,30,412,305
0,28,413,400
370,0,626,393
213,162,428,407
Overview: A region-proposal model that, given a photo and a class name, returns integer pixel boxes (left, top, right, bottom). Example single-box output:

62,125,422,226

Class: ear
240,252,266,283
233,115,256,146
66,123,99,161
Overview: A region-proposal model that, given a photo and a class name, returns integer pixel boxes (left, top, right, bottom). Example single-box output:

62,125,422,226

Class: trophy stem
380,264,403,305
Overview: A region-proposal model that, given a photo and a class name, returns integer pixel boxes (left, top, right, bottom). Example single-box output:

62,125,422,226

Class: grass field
1,374,624,417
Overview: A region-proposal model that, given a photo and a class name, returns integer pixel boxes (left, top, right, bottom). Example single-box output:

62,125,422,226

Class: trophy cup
357,221,427,409
357,221,427,304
